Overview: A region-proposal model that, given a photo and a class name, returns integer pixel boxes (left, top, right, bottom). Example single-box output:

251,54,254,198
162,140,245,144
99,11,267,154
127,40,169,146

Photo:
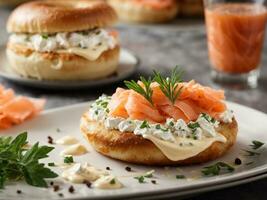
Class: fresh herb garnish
250,140,265,150
41,34,49,39
201,113,216,123
134,176,145,183
201,162,234,176
188,122,200,130
110,178,116,185
153,66,183,104
124,76,153,106
176,175,186,179
155,124,168,131
134,170,154,183
64,156,74,164
242,149,260,156
140,120,150,129
0,132,58,189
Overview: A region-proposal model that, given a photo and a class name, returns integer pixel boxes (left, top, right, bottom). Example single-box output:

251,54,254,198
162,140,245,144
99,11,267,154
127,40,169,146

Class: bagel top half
7,0,118,33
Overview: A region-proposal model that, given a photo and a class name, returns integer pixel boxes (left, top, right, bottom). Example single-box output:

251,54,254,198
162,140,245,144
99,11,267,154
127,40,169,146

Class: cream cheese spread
83,95,234,161
9,28,117,61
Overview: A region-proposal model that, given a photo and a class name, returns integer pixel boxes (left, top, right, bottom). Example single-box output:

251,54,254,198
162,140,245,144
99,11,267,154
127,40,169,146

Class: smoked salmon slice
108,88,130,118
0,85,45,130
125,90,165,123
108,80,227,123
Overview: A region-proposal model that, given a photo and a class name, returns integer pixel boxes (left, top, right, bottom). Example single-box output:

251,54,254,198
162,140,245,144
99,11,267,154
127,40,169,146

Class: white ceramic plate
0,101,267,200
0,47,139,89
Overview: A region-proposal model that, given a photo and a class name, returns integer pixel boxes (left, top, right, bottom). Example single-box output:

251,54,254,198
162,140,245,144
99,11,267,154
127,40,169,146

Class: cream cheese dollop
60,143,88,156
93,175,123,189
56,135,79,145
61,163,108,183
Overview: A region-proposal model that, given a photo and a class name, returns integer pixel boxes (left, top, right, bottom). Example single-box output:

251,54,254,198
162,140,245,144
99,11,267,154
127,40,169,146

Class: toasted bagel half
80,113,238,166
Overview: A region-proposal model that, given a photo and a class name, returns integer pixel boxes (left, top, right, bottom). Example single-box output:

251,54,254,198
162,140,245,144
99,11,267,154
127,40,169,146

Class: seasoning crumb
56,128,61,132
58,193,64,197
125,166,132,172
53,185,60,192
106,167,111,170
16,190,22,194
68,185,75,193
47,136,54,144
151,180,157,184
50,181,54,186
235,158,242,165
83,180,92,188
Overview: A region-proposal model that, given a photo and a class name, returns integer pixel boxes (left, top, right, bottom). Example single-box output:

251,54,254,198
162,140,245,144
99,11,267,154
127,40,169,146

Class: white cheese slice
143,133,227,161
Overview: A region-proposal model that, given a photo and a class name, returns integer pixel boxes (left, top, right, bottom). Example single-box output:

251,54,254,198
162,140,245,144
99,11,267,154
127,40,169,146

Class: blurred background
0,0,266,113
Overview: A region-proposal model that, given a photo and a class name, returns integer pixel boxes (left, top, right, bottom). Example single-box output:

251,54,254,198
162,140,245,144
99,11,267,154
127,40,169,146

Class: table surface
1,7,267,200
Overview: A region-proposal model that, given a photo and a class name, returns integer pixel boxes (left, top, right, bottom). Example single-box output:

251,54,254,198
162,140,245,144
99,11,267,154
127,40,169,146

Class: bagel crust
7,0,118,33
107,0,178,23
80,114,238,166
6,45,120,80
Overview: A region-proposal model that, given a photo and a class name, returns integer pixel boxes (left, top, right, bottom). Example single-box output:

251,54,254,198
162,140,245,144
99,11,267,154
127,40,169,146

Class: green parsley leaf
124,76,154,106
64,156,74,164
0,132,58,189
250,140,265,150
201,162,234,176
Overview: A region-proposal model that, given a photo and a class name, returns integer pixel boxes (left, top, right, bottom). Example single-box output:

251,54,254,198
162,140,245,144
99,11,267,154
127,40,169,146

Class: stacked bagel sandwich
6,0,119,80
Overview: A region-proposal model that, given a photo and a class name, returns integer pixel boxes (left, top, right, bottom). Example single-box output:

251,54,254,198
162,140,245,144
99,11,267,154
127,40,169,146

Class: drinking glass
204,0,267,88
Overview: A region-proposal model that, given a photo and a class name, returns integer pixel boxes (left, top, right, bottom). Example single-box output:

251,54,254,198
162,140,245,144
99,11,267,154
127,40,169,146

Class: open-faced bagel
107,0,178,23
7,0,117,33
80,114,238,166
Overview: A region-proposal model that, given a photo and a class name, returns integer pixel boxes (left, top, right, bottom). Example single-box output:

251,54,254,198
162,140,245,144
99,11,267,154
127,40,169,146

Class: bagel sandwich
80,69,238,165
6,0,119,80
107,0,178,23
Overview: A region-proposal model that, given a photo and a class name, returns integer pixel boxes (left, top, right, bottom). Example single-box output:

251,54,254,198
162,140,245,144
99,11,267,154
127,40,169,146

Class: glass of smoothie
204,0,267,88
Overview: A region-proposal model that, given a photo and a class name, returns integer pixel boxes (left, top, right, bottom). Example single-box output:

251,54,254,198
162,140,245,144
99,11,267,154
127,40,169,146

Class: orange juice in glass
204,0,267,88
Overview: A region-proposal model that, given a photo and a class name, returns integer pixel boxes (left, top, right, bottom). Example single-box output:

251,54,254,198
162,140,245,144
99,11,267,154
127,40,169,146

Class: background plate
0,47,139,89
0,101,267,200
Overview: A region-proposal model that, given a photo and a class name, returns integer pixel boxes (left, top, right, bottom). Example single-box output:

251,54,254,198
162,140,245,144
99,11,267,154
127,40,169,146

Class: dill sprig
124,76,154,105
153,66,183,104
